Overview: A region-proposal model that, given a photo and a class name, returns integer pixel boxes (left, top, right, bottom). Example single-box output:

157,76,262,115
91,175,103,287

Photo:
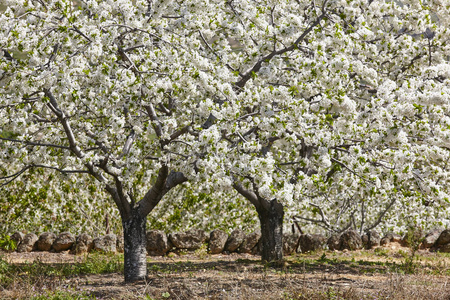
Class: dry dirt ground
2,244,450,299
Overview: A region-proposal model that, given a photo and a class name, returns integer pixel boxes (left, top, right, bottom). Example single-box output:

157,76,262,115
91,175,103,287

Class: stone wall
7,227,450,256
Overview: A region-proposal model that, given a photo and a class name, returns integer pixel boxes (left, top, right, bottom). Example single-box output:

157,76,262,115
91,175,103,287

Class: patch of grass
29,290,97,300
149,264,163,273
400,225,425,274
194,243,209,259
68,253,123,275
374,247,389,257
0,253,123,288
0,256,14,286
0,253,124,299
2,250,450,299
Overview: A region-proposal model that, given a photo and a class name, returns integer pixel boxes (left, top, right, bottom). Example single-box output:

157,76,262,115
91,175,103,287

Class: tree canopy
1,0,450,279
189,0,450,233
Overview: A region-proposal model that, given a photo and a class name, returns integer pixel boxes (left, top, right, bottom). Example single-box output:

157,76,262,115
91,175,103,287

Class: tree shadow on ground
146,255,404,276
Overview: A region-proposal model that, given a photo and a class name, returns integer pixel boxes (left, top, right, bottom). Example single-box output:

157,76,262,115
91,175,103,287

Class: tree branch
85,130,110,154
0,164,88,187
70,26,92,43
364,197,397,232
43,89,83,157
235,9,327,88
198,30,235,72
138,165,169,217
233,180,261,210
0,136,70,150
105,183,129,219
144,104,163,138
118,129,135,159
331,157,375,185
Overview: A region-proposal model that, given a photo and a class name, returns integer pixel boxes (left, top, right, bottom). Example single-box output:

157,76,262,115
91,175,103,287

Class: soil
2,247,450,299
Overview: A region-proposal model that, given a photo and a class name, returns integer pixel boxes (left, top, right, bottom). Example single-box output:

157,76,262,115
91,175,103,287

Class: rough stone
361,233,369,247
283,233,300,255
52,232,75,252
362,230,381,249
380,237,390,246
433,229,450,247
225,229,246,252
327,234,341,250
10,231,24,248
369,231,381,248
339,230,362,251
37,232,56,251
401,227,425,247
147,230,172,255
169,229,208,250
432,229,450,252
72,233,93,255
93,234,117,253
17,233,38,252
251,240,262,255
421,228,442,249
208,229,228,254
381,232,402,245
299,234,326,253
436,243,450,253
116,235,124,253
238,231,261,253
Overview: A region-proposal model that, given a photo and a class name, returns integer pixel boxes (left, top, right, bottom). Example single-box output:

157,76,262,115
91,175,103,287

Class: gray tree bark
122,211,147,282
256,199,284,264
105,168,186,282
233,182,285,264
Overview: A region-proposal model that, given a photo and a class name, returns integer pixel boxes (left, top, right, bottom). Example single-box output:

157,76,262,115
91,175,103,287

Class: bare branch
118,129,136,159
117,44,140,74
400,53,425,73
198,30,235,72
365,196,397,232
232,111,259,122
293,215,337,232
0,164,88,187
237,131,248,143
161,15,183,19
43,89,83,157
156,103,171,115
309,202,331,228
114,177,130,216
123,45,145,52
235,10,327,88
101,24,183,51
0,166,32,187
144,104,163,138
70,26,92,43
43,43,60,68
138,165,168,217
144,155,159,160
105,183,129,219
30,164,89,174
331,158,375,185
164,171,188,193
233,180,261,210
86,130,110,154
168,140,192,147
278,161,303,166
0,136,70,150
166,125,191,144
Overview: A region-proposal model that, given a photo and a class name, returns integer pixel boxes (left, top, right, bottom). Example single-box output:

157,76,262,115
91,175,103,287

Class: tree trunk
122,211,147,282
257,199,284,264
